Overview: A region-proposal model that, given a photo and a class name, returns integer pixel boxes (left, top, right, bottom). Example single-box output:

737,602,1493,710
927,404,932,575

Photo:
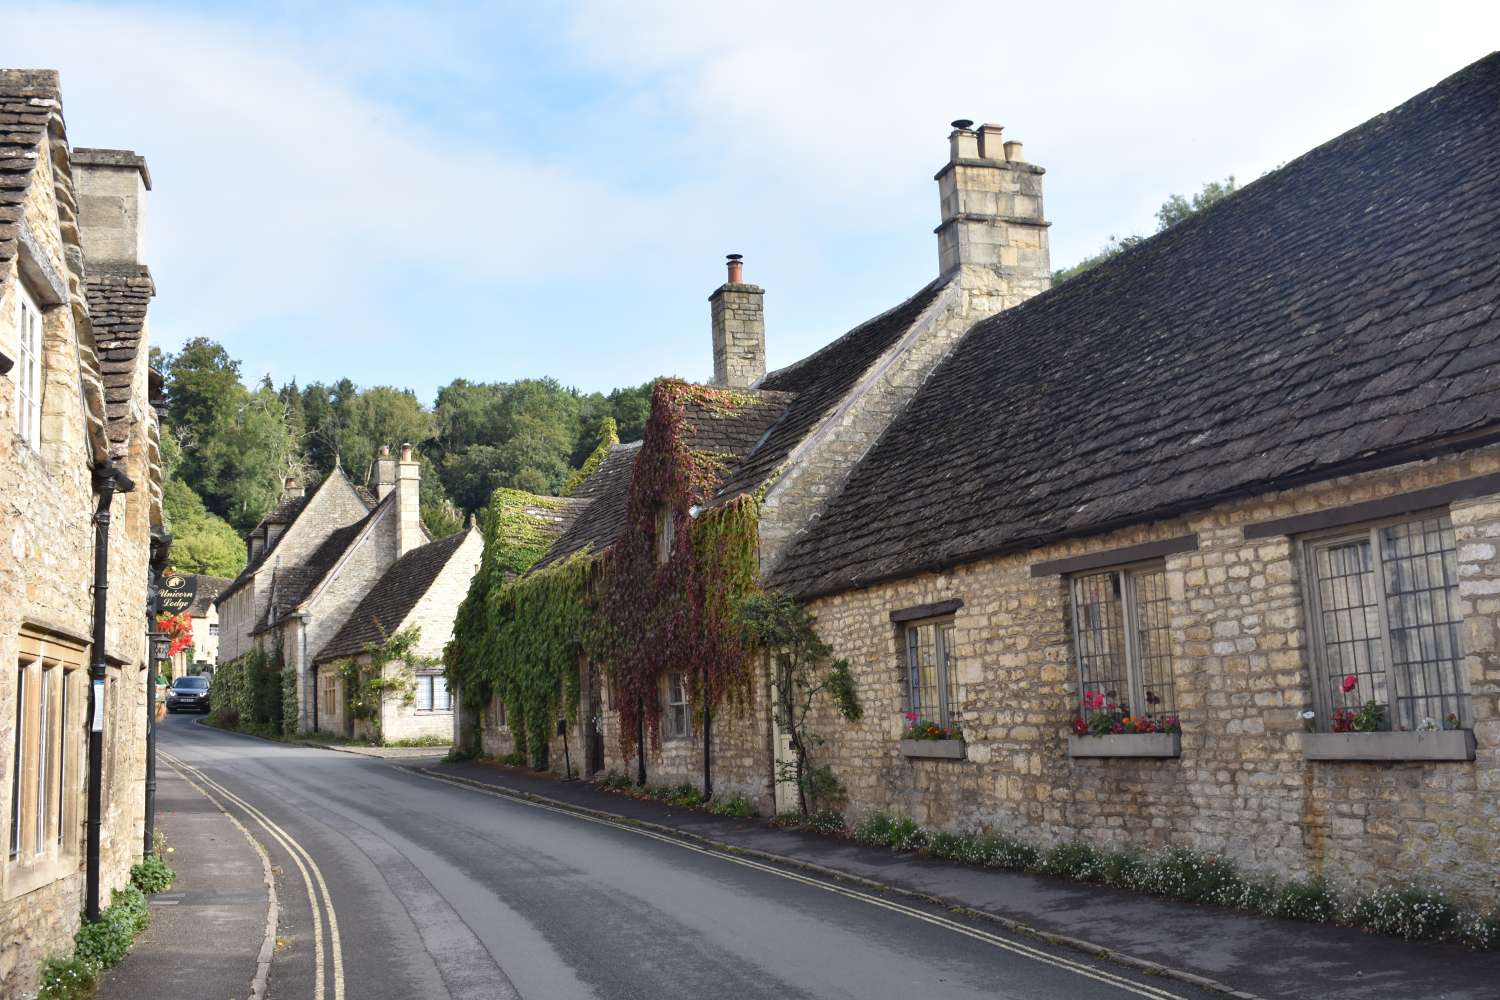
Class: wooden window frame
901,616,960,728
663,672,689,740
13,279,43,451
1068,560,1178,719
5,632,86,901
1298,510,1470,732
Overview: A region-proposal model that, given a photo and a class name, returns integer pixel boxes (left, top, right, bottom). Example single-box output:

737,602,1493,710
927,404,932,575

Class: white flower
1417,717,1439,732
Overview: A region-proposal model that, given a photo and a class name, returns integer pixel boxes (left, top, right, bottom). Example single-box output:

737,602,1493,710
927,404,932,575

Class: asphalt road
159,715,1222,1000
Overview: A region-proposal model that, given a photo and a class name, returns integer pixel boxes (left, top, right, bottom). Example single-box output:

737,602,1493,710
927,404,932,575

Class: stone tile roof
0,70,55,271
775,53,1500,599
533,442,640,569
84,266,155,458
315,528,474,662
682,389,794,462
714,279,945,502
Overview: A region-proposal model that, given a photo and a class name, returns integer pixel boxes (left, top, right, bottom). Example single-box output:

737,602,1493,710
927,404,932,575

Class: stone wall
0,122,156,994
801,446,1500,907
710,282,765,389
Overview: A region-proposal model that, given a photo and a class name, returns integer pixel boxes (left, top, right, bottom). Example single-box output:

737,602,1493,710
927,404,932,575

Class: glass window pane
906,624,938,721
416,676,433,711
1380,515,1468,729
10,666,23,859
1313,539,1386,716
939,623,959,727
1130,569,1176,717
433,676,450,712
1072,572,1129,711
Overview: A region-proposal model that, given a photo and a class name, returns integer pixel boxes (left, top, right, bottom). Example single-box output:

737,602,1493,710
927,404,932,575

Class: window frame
663,671,689,740
901,615,960,728
1067,559,1177,720
13,279,43,450
6,633,85,901
414,674,451,714
1299,509,1470,732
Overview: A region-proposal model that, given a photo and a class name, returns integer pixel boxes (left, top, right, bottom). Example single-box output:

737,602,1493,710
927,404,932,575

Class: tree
734,592,860,816
1052,176,1239,285
163,478,246,577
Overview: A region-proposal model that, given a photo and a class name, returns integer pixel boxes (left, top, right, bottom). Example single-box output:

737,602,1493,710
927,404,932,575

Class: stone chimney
72,148,152,268
709,254,765,388
395,443,422,557
371,445,397,500
935,121,1050,305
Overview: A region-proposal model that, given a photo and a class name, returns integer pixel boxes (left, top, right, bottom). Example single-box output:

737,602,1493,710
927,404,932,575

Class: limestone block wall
801,446,1500,907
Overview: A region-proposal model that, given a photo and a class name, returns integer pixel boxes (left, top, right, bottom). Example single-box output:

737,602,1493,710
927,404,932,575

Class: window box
900,739,966,760
1300,730,1475,762
1068,733,1181,758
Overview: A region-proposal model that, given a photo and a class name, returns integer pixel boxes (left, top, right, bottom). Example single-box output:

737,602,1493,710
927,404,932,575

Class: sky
4,1,1498,401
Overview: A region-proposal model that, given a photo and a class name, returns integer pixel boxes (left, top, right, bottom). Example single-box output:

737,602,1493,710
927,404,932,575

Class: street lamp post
145,629,169,857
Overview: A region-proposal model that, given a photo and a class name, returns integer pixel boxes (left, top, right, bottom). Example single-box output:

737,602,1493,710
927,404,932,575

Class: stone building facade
0,70,164,996
768,56,1500,905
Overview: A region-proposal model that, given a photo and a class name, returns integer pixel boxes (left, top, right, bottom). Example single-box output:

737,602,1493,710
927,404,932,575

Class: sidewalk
428,759,1500,1000
96,764,274,1000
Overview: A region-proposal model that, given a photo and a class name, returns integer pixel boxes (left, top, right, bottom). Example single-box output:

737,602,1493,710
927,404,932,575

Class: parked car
166,675,211,714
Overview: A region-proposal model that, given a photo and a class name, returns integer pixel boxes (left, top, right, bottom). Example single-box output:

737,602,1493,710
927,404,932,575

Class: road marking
162,751,346,1000
415,769,1189,1000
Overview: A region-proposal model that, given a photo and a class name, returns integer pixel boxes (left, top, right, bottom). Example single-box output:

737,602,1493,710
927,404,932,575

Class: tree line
155,337,654,578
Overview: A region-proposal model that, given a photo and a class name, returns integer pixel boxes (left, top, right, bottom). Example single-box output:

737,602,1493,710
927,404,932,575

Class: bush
36,954,97,1000
74,886,149,970
851,813,925,851
1040,840,1107,881
804,810,846,835
130,854,176,894
707,796,757,818
1349,885,1461,942
649,783,705,808
1266,877,1339,922
852,813,897,847
1131,847,1246,904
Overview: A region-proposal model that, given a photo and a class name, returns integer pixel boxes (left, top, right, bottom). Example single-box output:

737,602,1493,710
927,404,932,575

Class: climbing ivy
561,416,618,497
593,379,767,759
330,624,434,744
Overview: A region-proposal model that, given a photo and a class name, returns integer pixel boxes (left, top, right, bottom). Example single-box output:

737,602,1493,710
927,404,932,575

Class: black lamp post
144,629,169,857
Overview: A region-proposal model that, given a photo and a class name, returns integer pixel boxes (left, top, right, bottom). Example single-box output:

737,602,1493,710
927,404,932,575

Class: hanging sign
158,574,196,615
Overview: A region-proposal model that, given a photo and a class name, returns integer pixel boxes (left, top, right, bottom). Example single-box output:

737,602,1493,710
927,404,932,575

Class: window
655,504,675,565
13,281,42,450
415,674,450,713
1070,565,1177,718
493,699,506,729
7,634,83,895
321,670,338,717
1304,513,1469,731
209,623,219,637
904,619,960,727
664,672,689,739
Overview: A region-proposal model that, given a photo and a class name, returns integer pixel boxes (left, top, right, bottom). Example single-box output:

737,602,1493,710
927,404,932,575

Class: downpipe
144,531,171,858
87,462,133,921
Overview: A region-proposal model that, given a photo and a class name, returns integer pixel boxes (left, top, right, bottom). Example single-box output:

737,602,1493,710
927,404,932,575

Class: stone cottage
469,114,1054,800
769,54,1500,906
0,70,165,995
313,525,484,743
216,444,430,732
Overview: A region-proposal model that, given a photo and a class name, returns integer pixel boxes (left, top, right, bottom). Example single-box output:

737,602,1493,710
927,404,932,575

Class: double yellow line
162,751,346,1000
417,769,1193,1000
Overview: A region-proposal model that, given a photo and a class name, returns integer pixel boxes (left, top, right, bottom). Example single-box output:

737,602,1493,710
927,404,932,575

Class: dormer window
13,280,42,450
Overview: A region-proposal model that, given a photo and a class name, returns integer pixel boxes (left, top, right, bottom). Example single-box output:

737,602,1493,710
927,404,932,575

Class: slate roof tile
533,442,640,569
315,529,474,662
83,266,155,456
774,53,1500,598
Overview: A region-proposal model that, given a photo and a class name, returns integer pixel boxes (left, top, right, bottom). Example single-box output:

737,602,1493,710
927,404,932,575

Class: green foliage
735,590,857,816
383,734,451,748
599,771,632,791
335,625,432,743
212,644,286,731
1349,885,1461,942
73,886,149,970
162,472,247,579
281,656,300,737
36,954,97,1000
561,416,619,497
129,855,176,894
707,795,758,818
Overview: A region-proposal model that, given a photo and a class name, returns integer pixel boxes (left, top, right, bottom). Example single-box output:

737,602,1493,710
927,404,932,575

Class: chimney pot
726,253,743,284
399,442,414,462
978,123,1005,161
1003,140,1024,162
949,122,979,162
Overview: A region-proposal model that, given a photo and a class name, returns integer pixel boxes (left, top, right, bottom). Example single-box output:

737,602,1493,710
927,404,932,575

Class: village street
140,716,1222,1000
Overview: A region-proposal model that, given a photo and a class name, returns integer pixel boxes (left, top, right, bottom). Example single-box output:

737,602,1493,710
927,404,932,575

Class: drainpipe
299,614,312,734
88,462,134,922
635,698,646,787
702,667,713,800
143,531,170,858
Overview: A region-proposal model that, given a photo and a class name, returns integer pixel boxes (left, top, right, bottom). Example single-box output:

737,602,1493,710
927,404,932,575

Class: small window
664,672,689,739
209,623,219,637
494,699,507,729
321,670,338,716
13,281,42,450
9,638,80,871
904,619,960,727
1304,513,1469,731
1069,564,1177,718
655,505,675,565
415,675,450,713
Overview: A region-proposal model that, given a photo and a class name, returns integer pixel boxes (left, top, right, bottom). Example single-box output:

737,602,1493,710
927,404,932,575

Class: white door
770,677,798,815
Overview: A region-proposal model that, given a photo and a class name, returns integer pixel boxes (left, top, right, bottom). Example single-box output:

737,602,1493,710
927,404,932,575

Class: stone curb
417,766,1263,1000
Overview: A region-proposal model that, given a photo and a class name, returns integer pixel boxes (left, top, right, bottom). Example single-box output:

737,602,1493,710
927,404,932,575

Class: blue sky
5,2,1498,401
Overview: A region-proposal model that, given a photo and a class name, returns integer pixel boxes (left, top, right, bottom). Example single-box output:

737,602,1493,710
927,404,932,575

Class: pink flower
904,710,918,723
1342,675,1358,694
1082,691,1106,711
1072,717,1088,735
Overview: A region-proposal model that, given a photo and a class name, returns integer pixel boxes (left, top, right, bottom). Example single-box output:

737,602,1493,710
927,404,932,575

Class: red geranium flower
1342,675,1358,694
